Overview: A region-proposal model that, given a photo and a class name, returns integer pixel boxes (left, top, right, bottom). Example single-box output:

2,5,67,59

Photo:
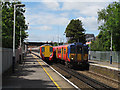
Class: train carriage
52,43,89,69
67,43,89,67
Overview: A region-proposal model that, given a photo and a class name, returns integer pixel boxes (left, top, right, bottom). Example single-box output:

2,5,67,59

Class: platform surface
89,60,120,71
2,53,77,90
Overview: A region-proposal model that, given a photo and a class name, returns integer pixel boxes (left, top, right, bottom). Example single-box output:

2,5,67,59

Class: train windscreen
77,46,82,54
42,47,45,52
84,47,88,54
50,47,53,52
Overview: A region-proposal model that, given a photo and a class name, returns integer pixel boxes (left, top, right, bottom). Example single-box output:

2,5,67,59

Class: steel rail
54,63,116,90
32,52,116,90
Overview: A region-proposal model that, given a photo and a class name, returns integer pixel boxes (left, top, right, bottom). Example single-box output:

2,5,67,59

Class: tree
2,1,28,49
91,2,120,51
65,19,86,44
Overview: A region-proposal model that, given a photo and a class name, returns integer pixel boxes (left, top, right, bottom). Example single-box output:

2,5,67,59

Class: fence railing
89,51,120,63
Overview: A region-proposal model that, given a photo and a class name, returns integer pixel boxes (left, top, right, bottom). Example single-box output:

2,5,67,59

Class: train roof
83,44,88,46
67,42,83,47
53,42,87,48
41,44,52,47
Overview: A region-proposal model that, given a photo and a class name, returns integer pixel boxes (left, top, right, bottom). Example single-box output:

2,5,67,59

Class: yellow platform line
32,54,61,90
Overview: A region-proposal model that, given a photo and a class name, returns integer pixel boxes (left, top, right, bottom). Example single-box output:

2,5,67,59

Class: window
50,47,53,52
84,47,88,54
64,49,66,54
58,49,61,53
42,47,45,52
77,46,82,53
70,45,75,53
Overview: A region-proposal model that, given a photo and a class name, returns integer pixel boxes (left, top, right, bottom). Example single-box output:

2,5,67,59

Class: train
50,42,89,69
30,43,89,69
40,44,53,61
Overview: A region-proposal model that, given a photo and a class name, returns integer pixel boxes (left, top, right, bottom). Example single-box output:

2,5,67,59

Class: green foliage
53,42,58,46
91,2,120,51
2,1,28,48
65,19,86,44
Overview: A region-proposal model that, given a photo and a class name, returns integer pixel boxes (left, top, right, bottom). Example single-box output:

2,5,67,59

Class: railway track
32,52,118,89
53,63,117,90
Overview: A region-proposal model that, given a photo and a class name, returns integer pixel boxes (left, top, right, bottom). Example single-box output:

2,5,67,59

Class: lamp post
12,4,25,73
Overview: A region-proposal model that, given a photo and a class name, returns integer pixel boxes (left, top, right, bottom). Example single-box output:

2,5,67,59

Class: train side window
58,49,59,53
58,49,61,53
42,47,45,52
64,49,66,54
50,47,53,52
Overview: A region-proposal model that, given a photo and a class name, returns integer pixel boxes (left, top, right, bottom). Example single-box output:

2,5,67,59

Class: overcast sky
22,0,119,42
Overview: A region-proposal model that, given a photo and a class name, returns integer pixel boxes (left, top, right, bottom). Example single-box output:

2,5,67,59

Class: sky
21,0,119,42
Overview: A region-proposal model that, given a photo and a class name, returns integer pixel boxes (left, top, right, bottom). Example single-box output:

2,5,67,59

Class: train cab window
84,47,88,54
70,45,75,53
42,47,45,52
50,47,53,52
77,46,82,53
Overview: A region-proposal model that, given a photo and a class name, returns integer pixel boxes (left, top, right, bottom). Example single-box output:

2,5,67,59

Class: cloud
29,33,58,42
41,1,60,10
26,12,69,26
30,26,52,31
61,2,109,17
77,16,98,31
21,0,119,2
24,1,119,42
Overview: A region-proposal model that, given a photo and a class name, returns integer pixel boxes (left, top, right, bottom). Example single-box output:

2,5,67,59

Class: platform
88,60,120,81
89,60,120,71
2,53,78,90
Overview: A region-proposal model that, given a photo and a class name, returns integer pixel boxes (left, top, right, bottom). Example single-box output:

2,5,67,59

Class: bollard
19,54,22,64
110,56,112,64
12,56,15,73
22,53,25,60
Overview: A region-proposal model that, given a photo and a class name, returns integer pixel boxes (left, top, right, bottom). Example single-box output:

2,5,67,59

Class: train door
83,46,88,61
66,47,68,61
64,48,66,60
45,46,49,57
62,47,63,60
76,45,82,62
56,48,58,58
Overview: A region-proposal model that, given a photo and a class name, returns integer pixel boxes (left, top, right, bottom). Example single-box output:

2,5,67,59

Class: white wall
2,48,21,73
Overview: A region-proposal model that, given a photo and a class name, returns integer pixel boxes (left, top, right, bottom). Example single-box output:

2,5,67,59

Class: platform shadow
2,76,57,90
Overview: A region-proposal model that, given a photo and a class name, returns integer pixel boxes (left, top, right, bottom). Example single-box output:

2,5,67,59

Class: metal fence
89,51,120,63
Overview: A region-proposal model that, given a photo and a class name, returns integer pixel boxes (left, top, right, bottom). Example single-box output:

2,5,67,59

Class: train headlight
50,53,52,56
71,58,73,60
